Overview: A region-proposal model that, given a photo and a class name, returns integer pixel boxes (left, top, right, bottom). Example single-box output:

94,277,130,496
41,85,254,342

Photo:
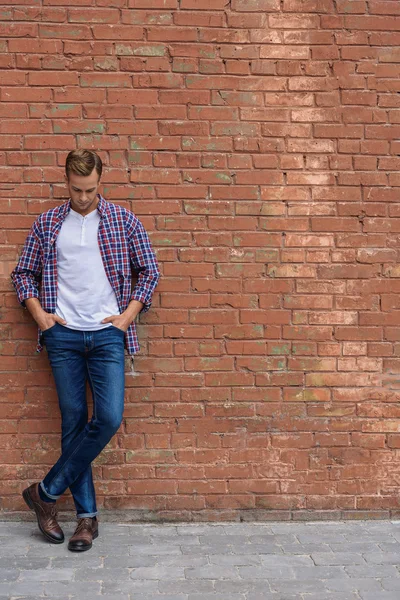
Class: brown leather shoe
68,516,98,552
22,482,64,544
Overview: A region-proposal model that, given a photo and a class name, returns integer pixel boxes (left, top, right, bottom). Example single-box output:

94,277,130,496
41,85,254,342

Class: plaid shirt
10,194,160,356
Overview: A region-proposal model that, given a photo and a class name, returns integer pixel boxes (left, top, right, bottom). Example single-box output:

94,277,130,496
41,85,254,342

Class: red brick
68,8,120,23
345,15,400,30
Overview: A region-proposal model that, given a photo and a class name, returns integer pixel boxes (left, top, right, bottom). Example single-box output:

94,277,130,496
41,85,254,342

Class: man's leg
39,325,125,502
22,323,91,543
42,323,98,518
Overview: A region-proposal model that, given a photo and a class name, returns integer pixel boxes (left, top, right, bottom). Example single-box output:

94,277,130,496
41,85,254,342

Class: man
11,149,160,552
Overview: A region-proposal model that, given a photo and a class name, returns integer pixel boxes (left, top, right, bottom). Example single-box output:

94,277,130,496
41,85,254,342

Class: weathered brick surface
1,0,400,518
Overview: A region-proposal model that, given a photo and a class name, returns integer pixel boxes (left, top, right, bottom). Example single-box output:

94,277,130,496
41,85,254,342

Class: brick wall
2,0,400,519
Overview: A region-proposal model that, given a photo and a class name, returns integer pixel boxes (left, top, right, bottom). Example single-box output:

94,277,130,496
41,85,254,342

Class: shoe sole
22,488,64,544
68,529,99,552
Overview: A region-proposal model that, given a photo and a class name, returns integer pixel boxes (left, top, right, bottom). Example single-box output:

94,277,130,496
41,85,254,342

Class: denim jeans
39,322,125,518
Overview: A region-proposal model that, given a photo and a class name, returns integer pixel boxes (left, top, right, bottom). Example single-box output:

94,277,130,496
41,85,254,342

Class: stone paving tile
232,543,289,555
149,555,208,568
0,545,30,557
311,552,367,565
208,553,261,566
128,543,182,555
188,595,246,600
359,594,400,600
72,596,130,600
0,569,19,582
42,581,102,595
102,579,160,595
279,541,333,553
18,568,75,581
105,555,208,569
51,555,103,568
214,579,267,593
296,532,349,544
286,566,349,580
325,577,384,592
0,557,51,570
130,566,186,580
2,519,400,599
363,551,400,564
246,594,297,600
380,538,400,548
328,542,384,552
238,565,298,580
291,594,361,600
184,565,240,580
345,564,400,578
74,566,131,582
269,579,340,594
161,580,214,594
177,525,225,535
4,597,70,600
155,535,200,546
381,577,400,590
198,534,251,545
259,554,315,567
129,596,187,600
0,581,45,596
181,544,244,555
247,533,298,543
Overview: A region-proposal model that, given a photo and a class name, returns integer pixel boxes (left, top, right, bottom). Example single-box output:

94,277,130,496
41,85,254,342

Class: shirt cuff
18,290,40,309
130,289,152,313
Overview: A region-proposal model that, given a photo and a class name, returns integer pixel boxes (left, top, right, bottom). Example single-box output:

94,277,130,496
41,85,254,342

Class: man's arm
10,222,42,308
11,222,67,331
126,216,161,313
101,213,160,331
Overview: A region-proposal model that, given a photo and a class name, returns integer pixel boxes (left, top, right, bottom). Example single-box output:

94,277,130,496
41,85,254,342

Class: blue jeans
39,322,125,518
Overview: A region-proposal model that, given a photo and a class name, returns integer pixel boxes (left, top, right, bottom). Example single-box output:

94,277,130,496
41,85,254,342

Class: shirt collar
57,193,108,222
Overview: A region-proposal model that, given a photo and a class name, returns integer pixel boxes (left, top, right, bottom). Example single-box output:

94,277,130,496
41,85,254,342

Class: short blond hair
65,149,102,180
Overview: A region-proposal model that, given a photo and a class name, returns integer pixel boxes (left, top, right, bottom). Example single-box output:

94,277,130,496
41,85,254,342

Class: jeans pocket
110,324,125,335
42,322,58,335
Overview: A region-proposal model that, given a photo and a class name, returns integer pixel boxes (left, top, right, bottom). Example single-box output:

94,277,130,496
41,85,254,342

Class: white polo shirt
55,207,120,330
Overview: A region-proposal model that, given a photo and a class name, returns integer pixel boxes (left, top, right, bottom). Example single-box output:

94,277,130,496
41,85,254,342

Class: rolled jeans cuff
40,480,61,501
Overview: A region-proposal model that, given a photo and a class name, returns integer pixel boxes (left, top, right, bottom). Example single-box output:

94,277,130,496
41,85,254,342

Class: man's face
65,168,101,216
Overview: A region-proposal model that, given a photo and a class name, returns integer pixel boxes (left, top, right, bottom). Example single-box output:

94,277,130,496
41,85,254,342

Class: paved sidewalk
1,518,400,599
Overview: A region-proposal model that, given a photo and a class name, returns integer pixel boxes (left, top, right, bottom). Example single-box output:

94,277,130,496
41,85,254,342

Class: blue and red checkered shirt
10,194,160,356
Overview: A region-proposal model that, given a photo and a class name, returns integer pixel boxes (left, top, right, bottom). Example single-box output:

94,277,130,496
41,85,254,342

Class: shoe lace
74,517,94,534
